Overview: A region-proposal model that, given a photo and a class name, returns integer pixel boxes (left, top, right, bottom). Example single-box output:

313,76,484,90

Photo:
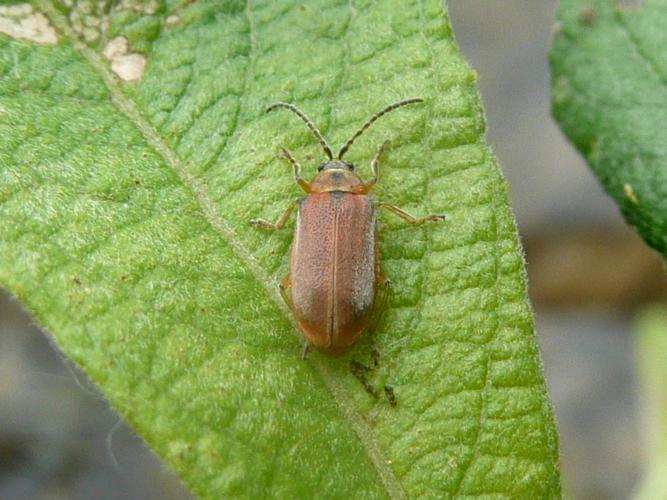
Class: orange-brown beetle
252,99,445,354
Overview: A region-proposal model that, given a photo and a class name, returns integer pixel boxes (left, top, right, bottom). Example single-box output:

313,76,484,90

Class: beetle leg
350,360,380,399
279,276,313,359
250,199,300,230
367,274,391,335
278,145,311,193
363,140,390,192
301,342,313,360
278,275,294,309
384,385,398,407
371,347,381,368
378,203,446,225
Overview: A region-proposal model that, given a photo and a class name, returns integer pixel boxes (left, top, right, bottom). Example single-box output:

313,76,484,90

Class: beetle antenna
266,102,334,160
337,98,424,159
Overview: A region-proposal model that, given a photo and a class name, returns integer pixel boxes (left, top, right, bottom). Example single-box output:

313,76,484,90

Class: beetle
251,98,445,355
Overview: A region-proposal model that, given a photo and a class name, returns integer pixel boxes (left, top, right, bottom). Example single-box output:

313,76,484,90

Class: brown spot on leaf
579,6,598,26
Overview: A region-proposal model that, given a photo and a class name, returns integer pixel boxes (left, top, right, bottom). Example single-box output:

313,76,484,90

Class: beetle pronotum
252,99,445,355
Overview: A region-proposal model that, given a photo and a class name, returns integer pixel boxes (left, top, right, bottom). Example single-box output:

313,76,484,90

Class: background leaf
550,0,667,260
634,306,667,500
0,0,560,497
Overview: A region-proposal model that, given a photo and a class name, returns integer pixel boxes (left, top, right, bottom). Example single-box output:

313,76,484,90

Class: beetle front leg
278,145,311,193
250,199,300,230
363,140,390,192
378,202,446,225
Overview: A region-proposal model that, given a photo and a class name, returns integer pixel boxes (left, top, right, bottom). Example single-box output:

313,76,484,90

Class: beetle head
318,161,355,172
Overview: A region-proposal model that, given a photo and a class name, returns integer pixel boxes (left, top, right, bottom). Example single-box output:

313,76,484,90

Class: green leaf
550,0,667,259
634,307,667,500
0,0,560,497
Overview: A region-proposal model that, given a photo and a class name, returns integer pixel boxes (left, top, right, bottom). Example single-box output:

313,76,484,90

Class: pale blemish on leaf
64,0,107,43
0,4,57,45
117,0,160,16
63,0,159,43
165,15,180,27
103,35,146,82
624,183,640,205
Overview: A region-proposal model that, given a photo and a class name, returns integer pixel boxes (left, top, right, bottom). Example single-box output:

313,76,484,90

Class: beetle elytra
252,99,445,355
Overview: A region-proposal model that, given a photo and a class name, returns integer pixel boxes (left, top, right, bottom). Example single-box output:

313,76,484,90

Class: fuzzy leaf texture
634,307,667,500
551,0,667,259
0,0,560,498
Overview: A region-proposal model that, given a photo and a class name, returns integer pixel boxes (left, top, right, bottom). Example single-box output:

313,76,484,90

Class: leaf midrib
34,1,405,498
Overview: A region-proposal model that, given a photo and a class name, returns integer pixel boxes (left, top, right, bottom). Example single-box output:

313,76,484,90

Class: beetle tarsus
384,385,398,407
423,214,446,223
350,360,379,399
250,218,270,228
250,218,286,230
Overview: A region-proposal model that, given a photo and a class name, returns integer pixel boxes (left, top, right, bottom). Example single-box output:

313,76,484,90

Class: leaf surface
634,307,667,500
0,0,560,497
550,0,667,259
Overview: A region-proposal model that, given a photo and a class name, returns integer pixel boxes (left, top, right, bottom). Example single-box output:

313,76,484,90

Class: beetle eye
317,163,326,172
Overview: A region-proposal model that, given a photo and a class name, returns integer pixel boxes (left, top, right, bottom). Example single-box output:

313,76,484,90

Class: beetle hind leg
279,275,313,359
301,342,313,359
363,275,391,371
367,274,391,336
279,275,293,309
